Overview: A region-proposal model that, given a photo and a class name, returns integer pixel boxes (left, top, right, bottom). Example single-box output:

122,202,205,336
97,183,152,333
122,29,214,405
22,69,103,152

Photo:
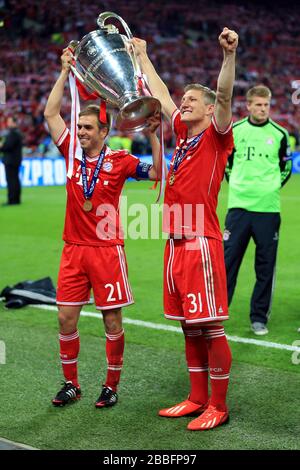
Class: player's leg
223,208,251,305
250,212,281,334
183,323,209,406
52,305,82,406
57,305,82,384
88,245,133,408
95,307,123,408
159,239,207,418
187,321,232,431
183,238,231,430
52,244,91,406
159,320,209,418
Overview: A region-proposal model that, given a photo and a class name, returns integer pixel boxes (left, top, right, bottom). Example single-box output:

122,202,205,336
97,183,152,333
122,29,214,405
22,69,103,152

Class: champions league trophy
69,11,161,132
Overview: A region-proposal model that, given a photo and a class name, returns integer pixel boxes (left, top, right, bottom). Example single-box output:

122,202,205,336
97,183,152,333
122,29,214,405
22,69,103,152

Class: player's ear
100,127,109,139
206,103,214,116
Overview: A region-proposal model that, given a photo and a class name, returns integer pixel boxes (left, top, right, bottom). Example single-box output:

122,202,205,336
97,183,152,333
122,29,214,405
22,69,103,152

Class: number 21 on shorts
187,292,202,313
105,282,123,302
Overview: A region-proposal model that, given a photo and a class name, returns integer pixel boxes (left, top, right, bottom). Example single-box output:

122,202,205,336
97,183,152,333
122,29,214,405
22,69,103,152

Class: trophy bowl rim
115,96,161,132
75,29,122,58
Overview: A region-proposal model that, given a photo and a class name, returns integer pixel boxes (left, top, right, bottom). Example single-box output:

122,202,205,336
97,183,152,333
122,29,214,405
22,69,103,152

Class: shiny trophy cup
69,11,161,132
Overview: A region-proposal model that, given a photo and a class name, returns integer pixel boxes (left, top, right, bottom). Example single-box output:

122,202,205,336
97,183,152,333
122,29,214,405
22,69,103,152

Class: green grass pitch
0,175,299,450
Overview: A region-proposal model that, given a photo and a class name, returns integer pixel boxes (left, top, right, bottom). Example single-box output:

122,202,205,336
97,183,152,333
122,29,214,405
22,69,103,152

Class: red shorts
164,237,228,324
56,243,134,310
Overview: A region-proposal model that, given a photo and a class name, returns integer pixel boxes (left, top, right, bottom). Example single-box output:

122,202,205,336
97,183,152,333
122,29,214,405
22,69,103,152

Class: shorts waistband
168,234,197,241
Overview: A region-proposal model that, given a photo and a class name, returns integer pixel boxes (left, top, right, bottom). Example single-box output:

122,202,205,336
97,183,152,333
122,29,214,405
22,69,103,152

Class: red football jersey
56,128,140,246
163,110,233,241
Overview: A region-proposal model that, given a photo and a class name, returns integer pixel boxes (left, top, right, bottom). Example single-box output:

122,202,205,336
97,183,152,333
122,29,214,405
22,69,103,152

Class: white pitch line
0,436,38,450
33,304,300,353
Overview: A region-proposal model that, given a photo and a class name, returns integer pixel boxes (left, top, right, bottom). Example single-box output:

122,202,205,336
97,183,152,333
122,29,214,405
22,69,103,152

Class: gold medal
83,200,93,212
169,173,176,186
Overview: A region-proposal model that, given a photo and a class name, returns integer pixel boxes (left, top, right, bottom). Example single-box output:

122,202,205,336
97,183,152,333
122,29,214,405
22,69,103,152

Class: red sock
59,330,80,388
183,326,209,405
104,329,124,392
202,325,232,411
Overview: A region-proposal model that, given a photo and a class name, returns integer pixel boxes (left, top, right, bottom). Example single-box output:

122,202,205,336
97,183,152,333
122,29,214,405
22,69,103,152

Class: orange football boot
187,404,229,430
159,398,207,418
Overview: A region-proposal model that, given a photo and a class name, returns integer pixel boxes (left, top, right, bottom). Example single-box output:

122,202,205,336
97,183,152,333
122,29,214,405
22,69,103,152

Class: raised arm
44,49,73,142
148,132,162,181
214,27,238,132
131,38,177,123
142,114,166,181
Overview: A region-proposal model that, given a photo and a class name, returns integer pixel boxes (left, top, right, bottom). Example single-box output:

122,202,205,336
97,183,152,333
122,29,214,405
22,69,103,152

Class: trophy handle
67,40,85,83
97,11,141,77
70,64,85,83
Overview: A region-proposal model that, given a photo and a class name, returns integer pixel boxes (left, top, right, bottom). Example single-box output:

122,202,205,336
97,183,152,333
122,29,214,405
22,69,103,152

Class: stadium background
0,0,299,452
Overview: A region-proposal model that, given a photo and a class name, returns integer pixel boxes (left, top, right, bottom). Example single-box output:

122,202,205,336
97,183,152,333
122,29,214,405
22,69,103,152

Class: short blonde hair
184,84,216,105
246,85,272,102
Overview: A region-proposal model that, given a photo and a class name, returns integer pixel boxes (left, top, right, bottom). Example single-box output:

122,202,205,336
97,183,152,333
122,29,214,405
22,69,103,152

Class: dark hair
184,84,216,105
78,105,112,131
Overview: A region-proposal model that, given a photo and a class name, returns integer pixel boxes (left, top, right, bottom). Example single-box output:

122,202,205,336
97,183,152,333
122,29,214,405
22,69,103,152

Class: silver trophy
69,11,161,132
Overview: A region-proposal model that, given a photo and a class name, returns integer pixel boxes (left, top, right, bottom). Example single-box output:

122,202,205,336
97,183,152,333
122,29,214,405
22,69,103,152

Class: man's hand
219,27,238,54
130,37,148,58
144,112,161,135
61,48,73,73
130,37,177,122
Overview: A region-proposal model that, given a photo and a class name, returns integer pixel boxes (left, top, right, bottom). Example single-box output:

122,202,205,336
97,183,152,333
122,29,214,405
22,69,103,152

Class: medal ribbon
172,130,205,174
81,146,106,200
68,72,82,179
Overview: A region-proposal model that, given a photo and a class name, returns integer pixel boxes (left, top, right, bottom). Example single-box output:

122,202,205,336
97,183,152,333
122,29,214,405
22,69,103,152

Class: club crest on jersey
266,138,274,145
103,159,113,172
223,229,231,241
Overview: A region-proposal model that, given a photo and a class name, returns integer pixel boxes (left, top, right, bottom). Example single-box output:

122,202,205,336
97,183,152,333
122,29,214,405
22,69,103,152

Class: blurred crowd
0,0,299,155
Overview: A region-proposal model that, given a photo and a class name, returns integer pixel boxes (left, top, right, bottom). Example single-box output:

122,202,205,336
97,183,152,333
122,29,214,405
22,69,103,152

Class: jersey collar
247,117,270,127
84,146,110,163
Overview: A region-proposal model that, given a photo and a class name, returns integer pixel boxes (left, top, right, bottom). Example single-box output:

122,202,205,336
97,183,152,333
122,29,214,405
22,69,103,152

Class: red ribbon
75,78,107,124
75,78,99,101
99,100,107,124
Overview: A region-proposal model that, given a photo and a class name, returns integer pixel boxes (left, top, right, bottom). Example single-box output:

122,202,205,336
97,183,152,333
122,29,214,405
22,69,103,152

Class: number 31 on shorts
187,292,203,313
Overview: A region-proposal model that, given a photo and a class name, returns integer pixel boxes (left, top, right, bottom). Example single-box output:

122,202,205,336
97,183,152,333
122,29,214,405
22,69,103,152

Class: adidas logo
218,306,223,313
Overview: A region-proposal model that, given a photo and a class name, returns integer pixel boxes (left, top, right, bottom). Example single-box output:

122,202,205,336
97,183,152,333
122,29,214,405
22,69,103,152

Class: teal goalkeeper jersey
225,117,292,212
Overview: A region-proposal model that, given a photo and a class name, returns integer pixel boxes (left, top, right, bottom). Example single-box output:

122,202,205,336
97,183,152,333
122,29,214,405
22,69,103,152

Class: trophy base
116,96,161,132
